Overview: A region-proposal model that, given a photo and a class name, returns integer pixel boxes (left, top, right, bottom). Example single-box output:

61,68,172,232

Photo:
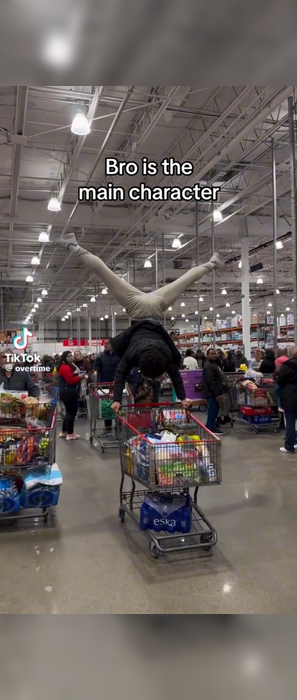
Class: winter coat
234,354,248,369
203,359,226,399
223,358,236,373
111,320,185,402
259,358,275,374
0,368,40,397
277,358,297,412
58,363,82,395
95,351,119,383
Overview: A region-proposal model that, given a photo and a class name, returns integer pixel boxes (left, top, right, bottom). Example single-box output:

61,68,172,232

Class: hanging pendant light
71,112,91,136
47,196,61,212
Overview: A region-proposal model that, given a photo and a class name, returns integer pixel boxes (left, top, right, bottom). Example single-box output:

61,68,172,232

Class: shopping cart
89,383,132,453
0,394,58,524
40,378,65,422
117,403,222,559
229,375,279,433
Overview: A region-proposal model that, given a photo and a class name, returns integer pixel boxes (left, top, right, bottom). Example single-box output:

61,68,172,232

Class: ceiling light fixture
281,313,285,317
168,306,172,311
76,307,81,312
123,308,126,312
209,306,213,311
185,319,189,323
292,298,294,302
31,309,36,314
38,231,49,243
216,313,220,318
195,310,199,315
31,256,40,265
226,302,230,307
61,317,65,321
172,237,182,249
276,289,280,294
181,314,185,318
171,316,175,320
82,303,88,308
42,34,74,67
204,316,207,320
47,196,61,212
268,302,272,307
102,288,107,294
276,240,283,249
41,289,48,296
238,260,242,269
199,296,204,302
34,304,39,309
221,288,227,295
104,314,108,319
26,275,33,282
286,307,290,311
100,317,104,321
90,296,96,302
181,302,185,307
37,297,42,303
257,277,263,284
144,259,152,268
213,210,223,222
71,112,90,136
232,310,236,314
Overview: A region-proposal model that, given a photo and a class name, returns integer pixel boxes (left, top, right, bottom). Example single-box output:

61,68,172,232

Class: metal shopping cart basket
0,393,58,525
117,403,222,559
89,383,132,453
229,374,279,433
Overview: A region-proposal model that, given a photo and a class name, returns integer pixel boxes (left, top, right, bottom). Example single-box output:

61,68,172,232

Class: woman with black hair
259,348,275,374
57,351,86,441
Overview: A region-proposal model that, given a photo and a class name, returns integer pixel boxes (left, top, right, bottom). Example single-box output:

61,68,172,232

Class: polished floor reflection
1,421,297,613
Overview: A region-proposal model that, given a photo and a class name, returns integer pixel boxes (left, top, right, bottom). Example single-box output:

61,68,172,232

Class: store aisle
1,424,297,614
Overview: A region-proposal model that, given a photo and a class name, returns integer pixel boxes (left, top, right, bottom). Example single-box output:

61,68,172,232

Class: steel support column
241,236,251,361
195,202,200,347
271,138,278,356
211,204,216,348
288,96,297,340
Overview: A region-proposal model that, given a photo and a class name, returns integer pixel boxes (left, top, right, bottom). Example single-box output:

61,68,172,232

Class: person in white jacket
183,349,198,369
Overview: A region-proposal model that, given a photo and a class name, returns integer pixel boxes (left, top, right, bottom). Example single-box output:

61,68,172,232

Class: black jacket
234,354,248,369
111,320,185,402
203,359,225,399
259,358,275,374
0,367,40,397
223,358,236,373
277,358,297,412
95,351,119,383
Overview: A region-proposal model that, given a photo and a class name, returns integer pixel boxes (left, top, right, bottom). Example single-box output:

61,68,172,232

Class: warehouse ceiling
0,85,296,330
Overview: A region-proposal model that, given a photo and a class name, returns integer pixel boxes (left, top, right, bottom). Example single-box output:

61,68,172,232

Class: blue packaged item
0,477,20,514
21,485,60,508
140,491,192,534
241,413,272,425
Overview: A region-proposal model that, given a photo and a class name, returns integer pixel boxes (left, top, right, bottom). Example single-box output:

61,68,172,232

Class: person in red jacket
57,351,87,440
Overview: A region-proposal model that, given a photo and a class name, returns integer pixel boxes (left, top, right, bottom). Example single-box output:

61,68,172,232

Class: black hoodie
111,320,185,402
277,357,297,412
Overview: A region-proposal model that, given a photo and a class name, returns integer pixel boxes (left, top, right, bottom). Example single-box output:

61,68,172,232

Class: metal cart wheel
42,507,49,524
149,542,159,559
200,533,214,552
199,404,206,412
89,436,93,445
118,506,125,523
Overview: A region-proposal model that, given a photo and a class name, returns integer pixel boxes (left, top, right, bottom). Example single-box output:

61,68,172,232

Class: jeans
206,397,220,432
284,411,297,452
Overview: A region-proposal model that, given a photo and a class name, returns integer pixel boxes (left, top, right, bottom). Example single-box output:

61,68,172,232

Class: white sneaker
57,232,78,249
210,252,224,269
280,447,295,454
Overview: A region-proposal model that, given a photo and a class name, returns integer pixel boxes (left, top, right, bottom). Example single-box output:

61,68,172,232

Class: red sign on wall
63,339,106,347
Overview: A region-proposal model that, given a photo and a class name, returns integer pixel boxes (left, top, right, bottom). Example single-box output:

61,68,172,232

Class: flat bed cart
89,383,131,453
0,396,58,525
228,375,279,434
117,404,222,559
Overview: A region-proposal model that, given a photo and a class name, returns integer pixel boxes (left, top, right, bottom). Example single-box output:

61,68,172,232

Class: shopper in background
275,347,288,370
223,350,236,373
0,348,40,397
195,349,206,368
73,350,91,374
57,351,86,441
203,348,226,435
216,348,224,369
95,339,120,431
250,348,262,370
182,349,198,370
259,348,275,374
277,346,297,453
88,353,96,371
234,348,248,369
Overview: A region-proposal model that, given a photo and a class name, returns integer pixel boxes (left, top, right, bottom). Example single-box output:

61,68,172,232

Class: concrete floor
1,419,297,613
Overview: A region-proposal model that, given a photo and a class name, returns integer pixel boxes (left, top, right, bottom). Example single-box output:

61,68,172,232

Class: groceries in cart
0,464,62,514
124,423,219,487
140,491,192,534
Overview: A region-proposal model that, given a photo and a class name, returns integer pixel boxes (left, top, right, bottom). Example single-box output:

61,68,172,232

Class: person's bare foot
210,252,224,269
57,232,79,249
